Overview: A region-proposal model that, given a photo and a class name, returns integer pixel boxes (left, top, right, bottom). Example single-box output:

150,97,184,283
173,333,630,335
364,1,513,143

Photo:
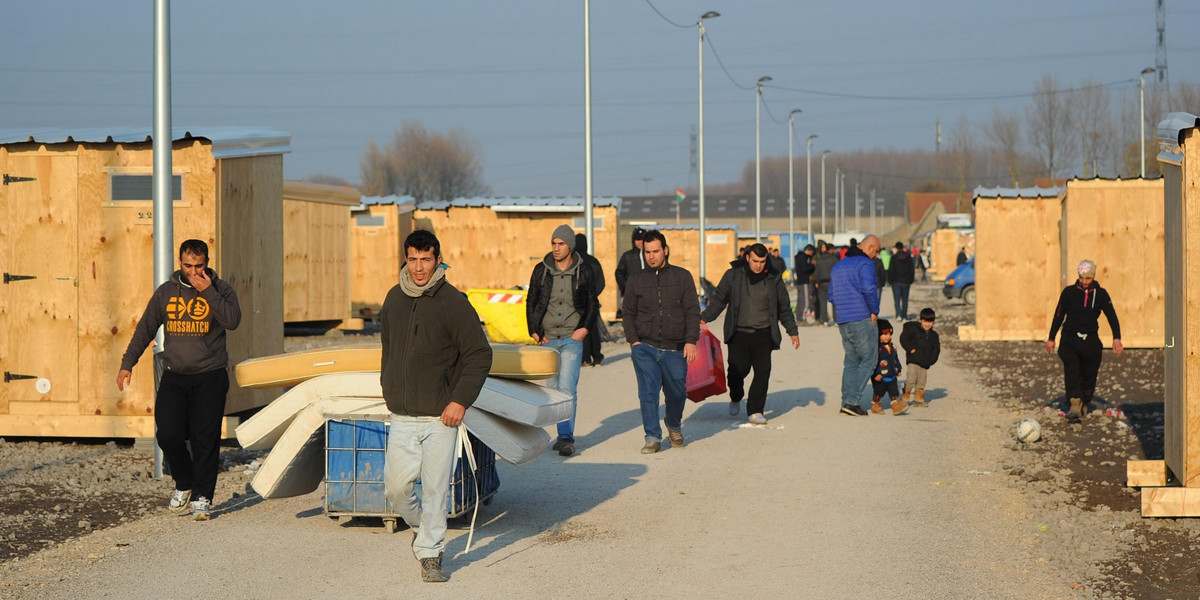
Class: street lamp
820,150,831,235
584,0,594,252
788,109,802,257
755,75,773,241
806,134,817,242
1140,67,1156,178
697,11,719,281
835,166,841,234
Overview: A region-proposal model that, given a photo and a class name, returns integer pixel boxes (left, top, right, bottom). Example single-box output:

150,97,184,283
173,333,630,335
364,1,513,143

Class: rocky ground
1,286,1197,598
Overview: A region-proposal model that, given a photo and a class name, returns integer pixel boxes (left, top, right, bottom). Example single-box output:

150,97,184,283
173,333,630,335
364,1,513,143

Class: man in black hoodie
888,242,916,320
117,239,241,522
700,244,799,424
575,232,606,367
813,241,840,326
793,244,816,324
1046,259,1123,421
614,227,647,319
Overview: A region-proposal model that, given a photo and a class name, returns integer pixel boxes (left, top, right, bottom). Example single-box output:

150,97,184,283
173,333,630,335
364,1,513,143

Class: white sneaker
728,401,740,416
169,489,191,514
191,496,211,521
748,413,768,425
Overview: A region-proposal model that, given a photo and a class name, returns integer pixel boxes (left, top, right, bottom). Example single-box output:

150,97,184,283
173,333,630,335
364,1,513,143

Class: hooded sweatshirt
1048,279,1121,341
120,269,241,375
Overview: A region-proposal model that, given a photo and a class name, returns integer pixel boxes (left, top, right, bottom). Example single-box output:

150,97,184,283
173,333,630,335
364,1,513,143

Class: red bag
686,327,727,402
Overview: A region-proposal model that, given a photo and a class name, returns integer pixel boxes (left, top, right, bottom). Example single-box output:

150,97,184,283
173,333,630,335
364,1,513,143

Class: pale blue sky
3,1,1196,196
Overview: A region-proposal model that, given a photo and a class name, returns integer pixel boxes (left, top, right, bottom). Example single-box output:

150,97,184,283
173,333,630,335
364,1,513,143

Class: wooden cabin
414,197,621,321
0,127,287,437
350,195,415,315
282,180,359,324
651,224,741,289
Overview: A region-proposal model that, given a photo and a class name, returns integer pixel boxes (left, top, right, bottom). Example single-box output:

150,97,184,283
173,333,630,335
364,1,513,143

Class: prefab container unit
959,186,1064,342
1060,178,1165,349
928,228,975,280
349,195,415,315
281,180,359,324
649,224,740,289
0,128,288,438
413,197,621,321
1158,114,1200,492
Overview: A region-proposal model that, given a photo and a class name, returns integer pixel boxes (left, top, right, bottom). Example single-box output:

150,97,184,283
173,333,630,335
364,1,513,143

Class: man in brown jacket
622,230,700,454
381,230,492,583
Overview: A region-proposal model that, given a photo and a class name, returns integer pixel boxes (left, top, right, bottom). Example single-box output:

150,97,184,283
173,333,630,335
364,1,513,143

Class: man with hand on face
380,230,492,583
622,230,700,454
117,239,241,521
700,243,799,425
527,225,599,456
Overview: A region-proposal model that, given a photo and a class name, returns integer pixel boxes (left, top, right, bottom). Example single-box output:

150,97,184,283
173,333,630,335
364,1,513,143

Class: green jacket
380,277,492,417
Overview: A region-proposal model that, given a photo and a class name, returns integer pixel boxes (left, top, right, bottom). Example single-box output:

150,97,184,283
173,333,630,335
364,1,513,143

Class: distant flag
675,188,686,203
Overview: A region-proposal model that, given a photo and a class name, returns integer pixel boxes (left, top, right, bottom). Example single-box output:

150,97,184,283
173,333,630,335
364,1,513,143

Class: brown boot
891,396,910,415
912,389,927,408
870,396,884,414
901,386,912,406
1067,397,1083,420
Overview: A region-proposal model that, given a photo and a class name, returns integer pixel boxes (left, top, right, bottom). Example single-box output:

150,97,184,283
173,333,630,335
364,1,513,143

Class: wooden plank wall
416,206,621,321
928,229,961,279
218,155,284,415
350,204,404,312
973,194,1063,340
1061,179,1165,348
282,198,350,322
1181,128,1200,486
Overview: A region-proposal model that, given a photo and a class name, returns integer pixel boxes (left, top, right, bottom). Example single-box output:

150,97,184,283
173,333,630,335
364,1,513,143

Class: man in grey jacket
700,244,799,425
622,230,700,454
117,239,241,521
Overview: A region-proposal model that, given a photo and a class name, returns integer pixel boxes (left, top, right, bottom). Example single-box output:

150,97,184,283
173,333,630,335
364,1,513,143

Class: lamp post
806,134,817,243
820,150,831,235
835,166,841,234
584,0,594,252
788,109,801,256
1140,67,1156,178
697,11,719,281
840,170,846,233
754,75,772,242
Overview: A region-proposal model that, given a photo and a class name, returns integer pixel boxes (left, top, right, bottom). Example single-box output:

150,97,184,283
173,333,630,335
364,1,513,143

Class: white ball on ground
1016,418,1042,443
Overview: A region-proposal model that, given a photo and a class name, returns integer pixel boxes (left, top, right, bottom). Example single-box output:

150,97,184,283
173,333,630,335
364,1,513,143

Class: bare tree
1072,79,1114,177
948,115,974,210
983,107,1023,186
359,121,490,201
1025,75,1076,179
1173,81,1200,118
305,173,356,188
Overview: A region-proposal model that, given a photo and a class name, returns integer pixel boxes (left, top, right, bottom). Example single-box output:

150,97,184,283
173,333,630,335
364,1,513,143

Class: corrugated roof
972,185,1064,199
360,195,416,207
416,196,622,211
648,223,739,231
0,127,291,159
1157,112,1199,164
620,194,791,220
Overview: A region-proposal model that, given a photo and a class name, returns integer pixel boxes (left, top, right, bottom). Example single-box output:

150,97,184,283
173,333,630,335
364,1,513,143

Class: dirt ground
1,283,1197,598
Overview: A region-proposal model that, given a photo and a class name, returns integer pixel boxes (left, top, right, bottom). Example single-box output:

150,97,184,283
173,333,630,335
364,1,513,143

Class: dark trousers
815,282,831,324
727,328,774,416
872,378,901,400
582,313,605,365
156,368,229,501
1058,332,1103,405
892,284,911,320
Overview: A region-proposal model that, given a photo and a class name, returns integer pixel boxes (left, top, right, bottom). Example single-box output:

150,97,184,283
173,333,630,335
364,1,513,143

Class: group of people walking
793,239,927,326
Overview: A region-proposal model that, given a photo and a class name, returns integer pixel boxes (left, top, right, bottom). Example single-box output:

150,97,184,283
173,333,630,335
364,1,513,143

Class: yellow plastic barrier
467,289,536,344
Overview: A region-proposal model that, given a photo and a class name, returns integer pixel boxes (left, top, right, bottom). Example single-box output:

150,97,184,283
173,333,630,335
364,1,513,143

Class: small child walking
899,307,941,408
872,319,908,415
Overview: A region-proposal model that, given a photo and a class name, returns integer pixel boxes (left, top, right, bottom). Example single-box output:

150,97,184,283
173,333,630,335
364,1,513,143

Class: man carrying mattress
526,225,599,457
381,230,492,583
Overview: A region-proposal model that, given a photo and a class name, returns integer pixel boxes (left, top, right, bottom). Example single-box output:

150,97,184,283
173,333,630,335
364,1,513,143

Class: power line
763,78,1135,103
643,0,692,29
704,33,754,91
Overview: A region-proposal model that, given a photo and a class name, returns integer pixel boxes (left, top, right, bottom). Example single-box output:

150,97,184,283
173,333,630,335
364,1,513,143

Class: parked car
943,258,975,305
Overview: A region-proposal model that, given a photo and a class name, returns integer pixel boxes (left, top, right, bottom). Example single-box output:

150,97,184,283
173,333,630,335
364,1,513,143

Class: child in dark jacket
899,307,941,408
872,319,908,415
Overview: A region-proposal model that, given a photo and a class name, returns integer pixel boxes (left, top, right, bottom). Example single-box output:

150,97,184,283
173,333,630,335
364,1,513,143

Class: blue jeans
544,337,583,442
892,284,911,320
631,343,688,443
839,318,876,409
384,415,458,560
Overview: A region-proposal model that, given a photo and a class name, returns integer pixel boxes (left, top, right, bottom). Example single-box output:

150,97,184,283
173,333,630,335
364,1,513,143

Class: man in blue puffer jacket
829,234,882,416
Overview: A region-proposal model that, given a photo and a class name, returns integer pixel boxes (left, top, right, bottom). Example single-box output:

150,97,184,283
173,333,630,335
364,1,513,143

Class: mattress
235,343,558,390
471,377,573,428
236,373,383,451
462,408,551,467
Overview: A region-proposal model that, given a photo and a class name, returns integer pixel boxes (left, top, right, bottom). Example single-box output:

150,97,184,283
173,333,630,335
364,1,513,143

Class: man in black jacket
614,227,647,318
117,239,241,522
794,244,816,324
813,241,840,326
381,230,492,583
575,232,606,367
527,225,599,456
1046,259,1123,421
888,242,916,320
623,230,700,454
700,244,799,424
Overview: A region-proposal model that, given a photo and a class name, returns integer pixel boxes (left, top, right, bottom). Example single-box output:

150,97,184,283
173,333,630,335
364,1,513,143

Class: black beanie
877,319,893,335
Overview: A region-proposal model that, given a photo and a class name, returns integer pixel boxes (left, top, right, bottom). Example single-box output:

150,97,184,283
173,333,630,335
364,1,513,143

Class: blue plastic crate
324,418,499,521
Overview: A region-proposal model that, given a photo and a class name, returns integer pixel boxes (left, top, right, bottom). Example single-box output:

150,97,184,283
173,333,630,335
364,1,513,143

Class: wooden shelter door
0,154,79,405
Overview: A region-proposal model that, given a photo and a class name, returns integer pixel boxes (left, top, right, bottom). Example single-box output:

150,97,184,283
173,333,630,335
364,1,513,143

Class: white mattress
469,377,573,428
236,373,383,451
463,408,552,466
